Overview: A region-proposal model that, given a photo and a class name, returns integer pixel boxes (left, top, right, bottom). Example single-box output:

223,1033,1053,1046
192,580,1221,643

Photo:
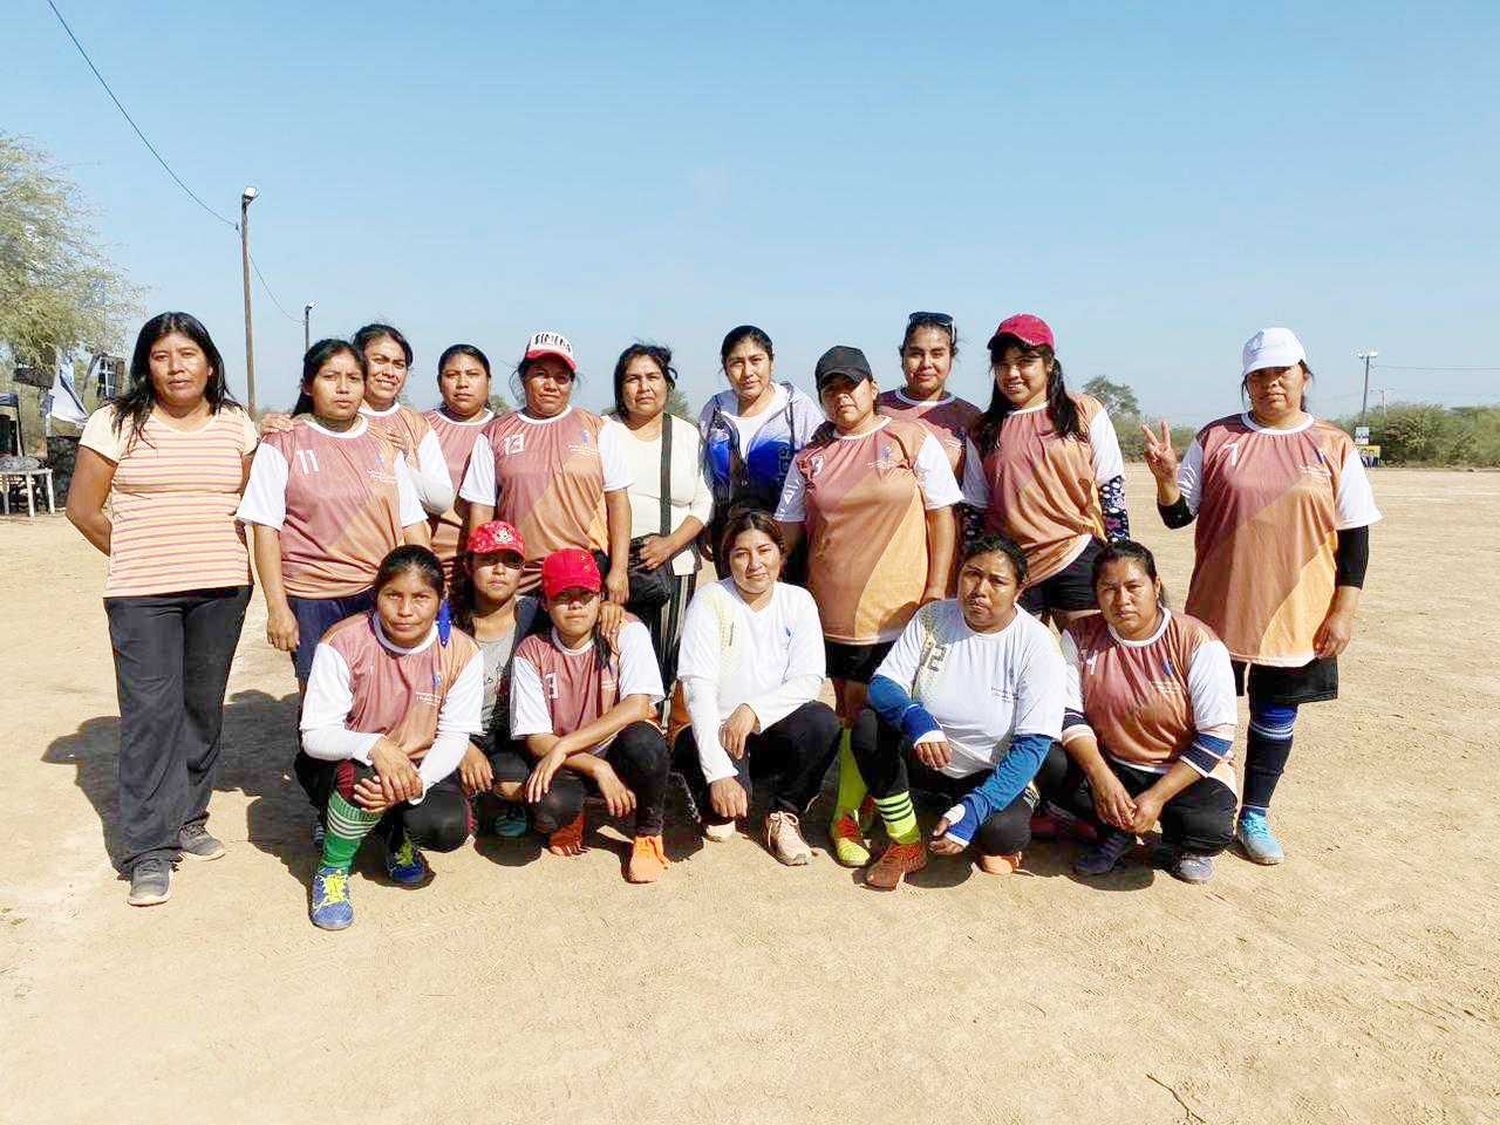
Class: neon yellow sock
874,791,920,845
833,729,868,816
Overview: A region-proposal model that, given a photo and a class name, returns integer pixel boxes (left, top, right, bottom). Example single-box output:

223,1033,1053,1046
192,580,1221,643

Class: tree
665,385,694,422
1082,375,1141,423
0,134,136,365
486,392,512,416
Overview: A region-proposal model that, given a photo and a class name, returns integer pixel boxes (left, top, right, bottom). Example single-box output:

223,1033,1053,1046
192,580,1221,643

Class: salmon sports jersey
776,418,962,644
876,389,982,478
964,393,1124,585
1177,413,1381,667
237,416,423,597
423,406,494,582
509,619,664,752
459,407,631,591
1061,610,1238,788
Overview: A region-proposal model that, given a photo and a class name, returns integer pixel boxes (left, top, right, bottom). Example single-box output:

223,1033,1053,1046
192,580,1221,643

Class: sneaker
864,840,928,891
1074,830,1134,877
177,822,226,861
1169,852,1216,884
975,851,1022,875
309,865,354,930
1237,810,1285,865
126,857,173,906
1032,804,1101,844
702,819,737,842
765,811,812,866
492,802,528,838
548,811,586,857
830,811,871,868
384,832,431,886
626,834,670,883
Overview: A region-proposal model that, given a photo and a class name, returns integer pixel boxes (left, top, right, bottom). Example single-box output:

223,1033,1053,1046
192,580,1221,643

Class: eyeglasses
907,311,956,341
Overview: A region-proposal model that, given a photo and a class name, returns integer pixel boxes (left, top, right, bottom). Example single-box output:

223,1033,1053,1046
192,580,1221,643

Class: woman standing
459,332,632,603
611,343,712,687
236,340,429,690
502,550,670,884
672,511,842,865
300,546,483,929
964,314,1129,621
353,323,455,516
1045,541,1239,883
424,344,499,584
699,325,822,569
66,312,258,906
877,311,982,482
853,536,1065,889
775,345,963,866
1143,327,1380,864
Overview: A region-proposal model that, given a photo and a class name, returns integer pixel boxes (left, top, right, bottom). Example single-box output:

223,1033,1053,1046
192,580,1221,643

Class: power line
249,252,300,324
1373,363,1500,372
46,0,236,230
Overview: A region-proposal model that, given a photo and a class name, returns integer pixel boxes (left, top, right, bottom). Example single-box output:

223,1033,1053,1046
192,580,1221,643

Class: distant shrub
1337,404,1500,467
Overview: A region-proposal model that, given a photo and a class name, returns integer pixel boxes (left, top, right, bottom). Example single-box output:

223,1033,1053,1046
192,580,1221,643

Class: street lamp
240,186,259,415
303,302,315,352
1356,349,1379,426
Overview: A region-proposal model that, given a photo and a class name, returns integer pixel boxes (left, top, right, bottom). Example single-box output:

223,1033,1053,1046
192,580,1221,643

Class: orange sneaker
864,840,927,891
626,834,669,883
976,851,1022,875
547,812,585,857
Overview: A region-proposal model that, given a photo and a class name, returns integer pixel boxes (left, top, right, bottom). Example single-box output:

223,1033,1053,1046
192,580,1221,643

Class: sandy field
2,465,1496,1125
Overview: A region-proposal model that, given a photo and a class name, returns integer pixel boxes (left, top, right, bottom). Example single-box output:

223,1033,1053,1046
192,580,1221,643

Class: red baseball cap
467,520,526,559
540,548,601,600
524,331,577,373
987,313,1055,350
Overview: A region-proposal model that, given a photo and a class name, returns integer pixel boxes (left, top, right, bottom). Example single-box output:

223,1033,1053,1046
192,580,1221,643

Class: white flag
46,355,89,427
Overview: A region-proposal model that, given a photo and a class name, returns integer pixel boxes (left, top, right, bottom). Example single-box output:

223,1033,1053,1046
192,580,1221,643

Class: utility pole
303,302,315,352
240,186,259,415
1355,349,1378,426
1379,388,1387,415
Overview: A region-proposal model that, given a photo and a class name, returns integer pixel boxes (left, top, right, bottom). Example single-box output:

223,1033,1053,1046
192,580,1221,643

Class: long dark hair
612,342,676,418
113,312,235,443
353,323,413,366
975,336,1082,456
292,339,366,416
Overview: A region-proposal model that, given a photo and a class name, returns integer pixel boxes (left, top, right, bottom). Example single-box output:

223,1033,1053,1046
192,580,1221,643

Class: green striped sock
321,791,383,871
874,791,920,845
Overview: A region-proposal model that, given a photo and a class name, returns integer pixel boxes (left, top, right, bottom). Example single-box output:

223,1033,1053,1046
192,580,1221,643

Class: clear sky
6,1,1498,423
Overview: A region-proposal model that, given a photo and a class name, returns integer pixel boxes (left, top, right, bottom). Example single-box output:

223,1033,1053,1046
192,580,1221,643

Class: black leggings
491,721,670,836
1037,743,1236,856
848,708,1034,856
293,752,472,853
672,701,841,822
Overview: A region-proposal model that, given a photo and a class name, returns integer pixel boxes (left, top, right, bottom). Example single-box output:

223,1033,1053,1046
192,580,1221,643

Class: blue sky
6,1,1498,423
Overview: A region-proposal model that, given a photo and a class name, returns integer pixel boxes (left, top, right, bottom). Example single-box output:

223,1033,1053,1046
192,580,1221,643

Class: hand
919,585,946,606
597,601,624,653
592,762,637,820
524,747,569,804
718,705,758,761
1127,790,1165,836
457,742,494,798
350,775,392,814
258,412,294,436
929,814,965,856
1140,420,1180,487
636,534,675,571
605,565,629,606
708,777,749,821
369,737,422,806
266,605,299,653
1090,769,1138,831
1314,605,1357,658
913,736,953,771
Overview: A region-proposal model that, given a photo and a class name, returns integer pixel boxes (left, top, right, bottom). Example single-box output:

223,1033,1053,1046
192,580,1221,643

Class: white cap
1242,327,1306,377
524,331,576,372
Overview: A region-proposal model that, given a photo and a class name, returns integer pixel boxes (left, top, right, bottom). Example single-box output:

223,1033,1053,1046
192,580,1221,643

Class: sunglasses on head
907,311,956,341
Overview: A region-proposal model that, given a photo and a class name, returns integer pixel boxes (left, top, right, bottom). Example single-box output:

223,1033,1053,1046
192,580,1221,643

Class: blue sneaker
310,865,354,930
384,832,431,886
493,802,528,838
1237,810,1285,865
1074,830,1134,877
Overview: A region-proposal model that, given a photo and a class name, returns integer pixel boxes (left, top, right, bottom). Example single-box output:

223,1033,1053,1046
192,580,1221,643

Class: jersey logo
1222,440,1241,468
501,433,526,456
869,442,903,476
808,454,825,478
543,671,559,699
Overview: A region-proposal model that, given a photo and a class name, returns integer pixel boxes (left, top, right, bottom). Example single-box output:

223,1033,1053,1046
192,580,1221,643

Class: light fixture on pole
303,302,315,352
1355,349,1378,426
240,186,259,415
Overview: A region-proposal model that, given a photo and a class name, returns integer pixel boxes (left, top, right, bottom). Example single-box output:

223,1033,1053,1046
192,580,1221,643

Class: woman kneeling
1046,541,1239,883
852,535,1065,890
299,547,483,929
504,550,671,883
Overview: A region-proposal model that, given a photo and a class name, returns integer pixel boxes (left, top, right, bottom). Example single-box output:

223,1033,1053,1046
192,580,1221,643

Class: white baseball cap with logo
1242,327,1307,377
524,331,576,372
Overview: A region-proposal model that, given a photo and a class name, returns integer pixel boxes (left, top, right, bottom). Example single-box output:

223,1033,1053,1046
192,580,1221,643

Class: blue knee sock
1242,703,1298,814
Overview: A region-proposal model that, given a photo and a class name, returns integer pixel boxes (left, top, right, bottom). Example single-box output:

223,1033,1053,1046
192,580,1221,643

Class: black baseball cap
814,345,874,392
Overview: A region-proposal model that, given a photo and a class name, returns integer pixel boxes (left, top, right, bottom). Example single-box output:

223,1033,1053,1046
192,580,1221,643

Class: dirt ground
2,465,1496,1125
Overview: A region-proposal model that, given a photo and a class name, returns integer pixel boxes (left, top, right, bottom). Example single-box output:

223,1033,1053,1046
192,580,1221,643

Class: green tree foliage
1082,375,1141,422
486,392,512,416
665,384,695,422
1340,404,1500,466
0,134,136,365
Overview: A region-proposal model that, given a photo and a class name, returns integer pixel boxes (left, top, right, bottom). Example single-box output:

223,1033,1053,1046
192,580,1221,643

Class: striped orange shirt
80,405,257,598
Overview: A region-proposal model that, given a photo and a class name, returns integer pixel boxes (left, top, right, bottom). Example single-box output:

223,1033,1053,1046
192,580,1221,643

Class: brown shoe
764,811,812,866
864,840,927,891
976,851,1022,875
547,812,585,857
626,834,670,883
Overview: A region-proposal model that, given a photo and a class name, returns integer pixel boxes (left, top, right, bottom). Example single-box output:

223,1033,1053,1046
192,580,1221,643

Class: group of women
67,309,1379,929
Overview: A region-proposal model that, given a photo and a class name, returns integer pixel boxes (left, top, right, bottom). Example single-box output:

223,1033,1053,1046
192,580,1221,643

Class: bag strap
658,414,673,537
